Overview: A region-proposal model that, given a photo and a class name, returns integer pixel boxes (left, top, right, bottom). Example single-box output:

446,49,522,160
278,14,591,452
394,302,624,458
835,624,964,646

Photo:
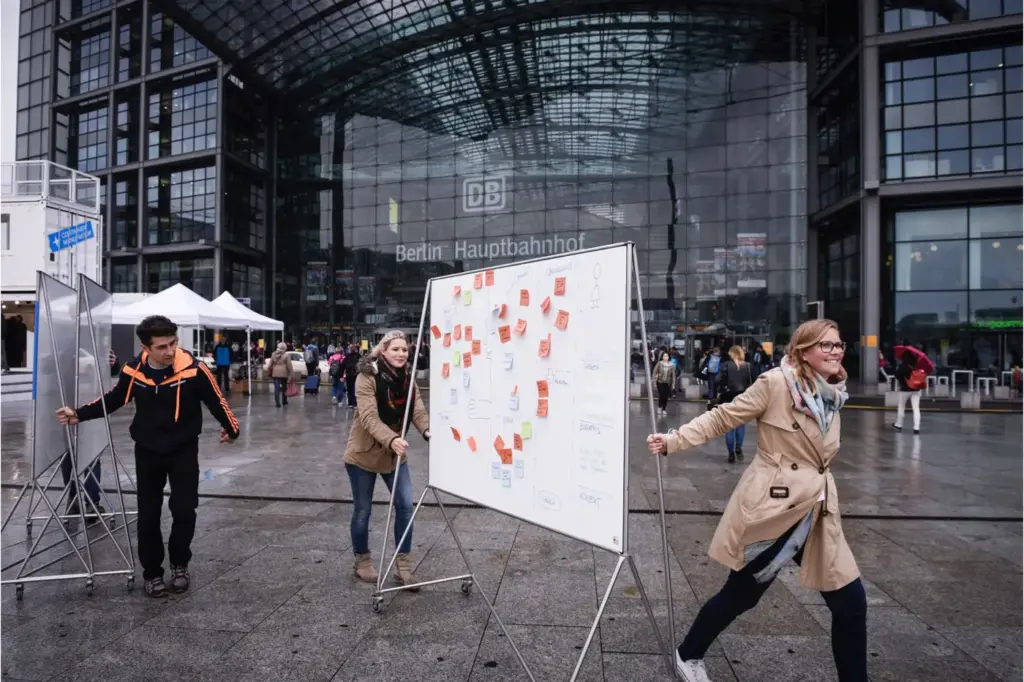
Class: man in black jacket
56,315,240,598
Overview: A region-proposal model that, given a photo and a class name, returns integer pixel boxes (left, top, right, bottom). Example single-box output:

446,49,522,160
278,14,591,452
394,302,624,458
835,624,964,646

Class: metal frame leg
572,555,625,681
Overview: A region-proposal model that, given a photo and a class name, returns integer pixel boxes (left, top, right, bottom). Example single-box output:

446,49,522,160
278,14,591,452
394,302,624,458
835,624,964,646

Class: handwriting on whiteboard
578,487,607,509
547,263,572,275
578,447,610,475
537,490,562,511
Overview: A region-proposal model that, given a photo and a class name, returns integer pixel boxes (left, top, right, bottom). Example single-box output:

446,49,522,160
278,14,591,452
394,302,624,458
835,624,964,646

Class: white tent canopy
111,284,250,328
211,292,284,331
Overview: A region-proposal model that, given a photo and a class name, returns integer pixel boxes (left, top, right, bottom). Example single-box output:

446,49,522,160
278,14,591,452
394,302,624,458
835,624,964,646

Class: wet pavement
1,393,1021,681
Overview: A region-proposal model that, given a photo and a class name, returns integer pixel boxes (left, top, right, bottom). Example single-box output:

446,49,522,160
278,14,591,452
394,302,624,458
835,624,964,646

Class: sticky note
499,325,512,343
431,325,442,339
463,352,472,368
499,449,513,465
491,463,501,479
514,459,524,479
463,290,472,305
555,310,569,330
454,324,462,340
537,399,548,417
443,333,451,348
497,303,507,319
538,335,551,357
453,351,461,367
485,270,495,286
472,339,481,355
503,353,514,369
442,363,450,378
540,296,551,313
522,422,533,439
514,433,523,450
449,388,457,404
467,436,477,452
465,326,473,341
474,273,483,289
451,427,461,441
501,469,512,487
514,319,527,336
494,435,506,453
508,395,519,410
463,373,471,388
554,277,566,295
537,379,549,398
520,289,530,306
452,285,461,297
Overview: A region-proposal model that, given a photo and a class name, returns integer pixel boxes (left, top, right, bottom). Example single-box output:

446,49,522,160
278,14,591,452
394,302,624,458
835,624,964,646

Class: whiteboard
427,243,632,554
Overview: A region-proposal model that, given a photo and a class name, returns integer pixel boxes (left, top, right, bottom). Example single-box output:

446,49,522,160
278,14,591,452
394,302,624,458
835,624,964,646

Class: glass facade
144,256,215,298
882,0,1022,32
147,75,218,159
145,166,216,245
888,203,1022,371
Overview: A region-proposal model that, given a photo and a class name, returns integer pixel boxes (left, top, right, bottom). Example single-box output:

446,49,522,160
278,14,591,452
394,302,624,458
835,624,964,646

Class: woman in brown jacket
343,331,429,586
648,320,866,682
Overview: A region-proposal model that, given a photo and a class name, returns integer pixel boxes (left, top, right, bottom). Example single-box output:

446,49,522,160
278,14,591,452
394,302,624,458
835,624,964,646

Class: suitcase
303,374,321,394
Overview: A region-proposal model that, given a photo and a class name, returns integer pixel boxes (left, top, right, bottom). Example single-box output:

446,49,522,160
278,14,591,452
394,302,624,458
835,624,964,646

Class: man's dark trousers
135,442,200,581
216,365,231,393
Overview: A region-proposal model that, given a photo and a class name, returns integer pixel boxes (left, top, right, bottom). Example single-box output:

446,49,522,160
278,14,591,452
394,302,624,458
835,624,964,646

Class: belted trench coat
664,368,860,592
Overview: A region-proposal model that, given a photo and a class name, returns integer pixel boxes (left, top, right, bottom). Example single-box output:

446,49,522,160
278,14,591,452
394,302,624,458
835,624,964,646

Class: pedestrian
646,319,865,682
214,336,232,393
266,342,292,407
344,331,429,586
343,344,360,408
892,349,923,434
715,345,754,463
653,352,676,415
56,315,240,598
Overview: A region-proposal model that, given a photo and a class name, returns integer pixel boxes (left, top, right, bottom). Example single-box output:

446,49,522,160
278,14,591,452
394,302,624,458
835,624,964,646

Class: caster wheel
460,580,473,595
85,579,94,596
15,584,24,601
371,597,384,614
125,577,135,592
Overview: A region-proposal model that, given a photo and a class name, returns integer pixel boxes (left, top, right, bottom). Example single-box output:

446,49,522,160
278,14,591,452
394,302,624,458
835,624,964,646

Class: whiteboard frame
425,241,633,556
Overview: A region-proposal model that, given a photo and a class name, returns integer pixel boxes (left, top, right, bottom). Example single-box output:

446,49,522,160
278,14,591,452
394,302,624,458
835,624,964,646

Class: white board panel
427,243,631,554
75,276,113,474
32,273,77,474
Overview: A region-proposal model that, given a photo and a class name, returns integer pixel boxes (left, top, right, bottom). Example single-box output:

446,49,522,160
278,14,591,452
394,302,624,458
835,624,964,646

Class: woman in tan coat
648,320,866,682
343,331,429,586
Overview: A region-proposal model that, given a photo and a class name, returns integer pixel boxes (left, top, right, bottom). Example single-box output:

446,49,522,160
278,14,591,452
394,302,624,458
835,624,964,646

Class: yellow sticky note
521,422,533,439
453,350,462,367
463,290,472,305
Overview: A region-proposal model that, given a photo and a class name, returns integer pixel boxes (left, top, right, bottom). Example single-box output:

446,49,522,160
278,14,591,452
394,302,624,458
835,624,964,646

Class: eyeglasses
818,341,846,353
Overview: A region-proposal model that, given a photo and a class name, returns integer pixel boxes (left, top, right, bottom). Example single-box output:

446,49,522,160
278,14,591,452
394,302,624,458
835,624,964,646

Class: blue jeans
60,453,101,506
273,378,288,406
706,375,717,399
346,462,414,555
725,425,745,453
332,376,345,401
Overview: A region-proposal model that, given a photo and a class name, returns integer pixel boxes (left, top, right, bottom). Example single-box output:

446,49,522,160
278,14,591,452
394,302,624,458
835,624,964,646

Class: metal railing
0,161,101,214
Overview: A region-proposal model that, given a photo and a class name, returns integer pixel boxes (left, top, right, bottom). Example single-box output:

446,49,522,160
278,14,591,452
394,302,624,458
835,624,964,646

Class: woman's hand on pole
392,437,410,456
647,433,668,455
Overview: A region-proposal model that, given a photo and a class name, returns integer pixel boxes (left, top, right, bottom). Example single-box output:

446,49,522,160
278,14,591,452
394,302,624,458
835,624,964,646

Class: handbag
285,380,300,398
906,368,927,390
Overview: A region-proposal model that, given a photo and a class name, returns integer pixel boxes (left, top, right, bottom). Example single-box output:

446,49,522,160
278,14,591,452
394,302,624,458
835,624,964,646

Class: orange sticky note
472,339,481,355
451,427,461,442
498,303,507,319
554,277,566,295
540,296,551,313
467,436,477,452
494,435,506,452
538,335,551,357
537,379,549,398
463,352,472,368
431,325,442,339
441,363,450,377
520,289,530,306
443,333,451,348
454,324,462,340
465,325,473,341
512,385,518,395
499,449,513,465
555,310,569,330
499,325,512,343
452,285,461,297
474,273,483,289
514,319,527,336
537,399,548,417
485,270,495,286
513,433,523,450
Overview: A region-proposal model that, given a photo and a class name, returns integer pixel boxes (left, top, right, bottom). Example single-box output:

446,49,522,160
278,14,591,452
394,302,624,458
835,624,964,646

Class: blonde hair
785,319,847,386
728,345,745,364
372,330,408,357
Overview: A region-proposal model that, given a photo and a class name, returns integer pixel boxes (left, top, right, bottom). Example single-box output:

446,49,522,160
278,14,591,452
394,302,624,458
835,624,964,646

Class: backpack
303,347,315,364
707,355,721,374
329,359,343,378
906,369,927,390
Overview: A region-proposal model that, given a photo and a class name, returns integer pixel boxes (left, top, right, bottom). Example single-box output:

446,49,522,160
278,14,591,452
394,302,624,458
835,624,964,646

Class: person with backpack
303,341,320,379
893,349,925,434
703,347,722,399
716,345,754,463
328,348,346,403
342,344,361,408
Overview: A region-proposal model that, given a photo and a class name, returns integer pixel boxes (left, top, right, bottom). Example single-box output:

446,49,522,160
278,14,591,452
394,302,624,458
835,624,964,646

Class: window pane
903,102,935,127
972,121,1004,146
895,207,968,241
903,77,934,103
970,290,1024,326
972,146,1005,172
936,73,969,99
971,95,1003,121
970,204,1023,238
895,291,968,330
970,69,1003,96
885,155,903,179
969,238,1023,289
937,124,968,149
885,131,903,154
903,128,935,153
937,149,970,175
936,53,968,74
904,153,936,178
895,240,967,290
936,98,969,124
904,57,935,79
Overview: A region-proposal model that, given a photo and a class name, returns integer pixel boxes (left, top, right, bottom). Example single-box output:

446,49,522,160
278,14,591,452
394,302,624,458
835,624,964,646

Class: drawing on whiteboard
590,262,602,309
578,486,608,509
536,490,562,511
467,397,492,420
578,446,610,475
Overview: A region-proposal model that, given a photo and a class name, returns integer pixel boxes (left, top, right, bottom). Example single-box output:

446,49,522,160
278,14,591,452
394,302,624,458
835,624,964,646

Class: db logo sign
462,175,506,212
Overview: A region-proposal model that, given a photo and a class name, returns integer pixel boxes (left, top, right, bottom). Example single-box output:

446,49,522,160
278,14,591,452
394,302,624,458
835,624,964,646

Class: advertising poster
335,269,354,305
358,276,377,306
736,233,767,289
695,260,717,301
712,248,735,296
306,262,328,302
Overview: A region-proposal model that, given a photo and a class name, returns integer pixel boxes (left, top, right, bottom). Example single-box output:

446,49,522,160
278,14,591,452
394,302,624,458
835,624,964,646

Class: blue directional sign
47,221,95,253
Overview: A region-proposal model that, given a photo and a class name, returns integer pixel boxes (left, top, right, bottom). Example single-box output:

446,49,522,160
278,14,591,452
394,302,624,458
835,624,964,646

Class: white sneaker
676,652,712,682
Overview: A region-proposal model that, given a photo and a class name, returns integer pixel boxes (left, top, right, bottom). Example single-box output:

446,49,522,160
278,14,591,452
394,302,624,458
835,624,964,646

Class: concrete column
213,63,226,295
135,0,148,290
268,114,278,322
859,0,881,385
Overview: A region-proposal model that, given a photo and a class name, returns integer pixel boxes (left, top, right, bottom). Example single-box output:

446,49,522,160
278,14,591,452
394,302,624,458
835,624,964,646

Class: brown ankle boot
394,553,420,592
353,553,378,583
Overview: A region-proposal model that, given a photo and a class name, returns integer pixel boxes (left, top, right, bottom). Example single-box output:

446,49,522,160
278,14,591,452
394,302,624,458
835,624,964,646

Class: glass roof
156,0,809,144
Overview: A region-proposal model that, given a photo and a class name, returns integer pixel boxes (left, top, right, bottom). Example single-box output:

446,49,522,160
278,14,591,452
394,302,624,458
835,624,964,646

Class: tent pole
246,327,252,396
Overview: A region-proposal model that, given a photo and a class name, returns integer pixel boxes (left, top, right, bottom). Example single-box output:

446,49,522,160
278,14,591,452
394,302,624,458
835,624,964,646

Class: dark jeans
725,425,746,453
273,378,289,406
345,462,413,555
216,365,231,393
332,376,345,401
345,375,358,406
656,381,671,410
60,453,101,507
679,526,867,682
135,442,200,581
706,375,717,399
